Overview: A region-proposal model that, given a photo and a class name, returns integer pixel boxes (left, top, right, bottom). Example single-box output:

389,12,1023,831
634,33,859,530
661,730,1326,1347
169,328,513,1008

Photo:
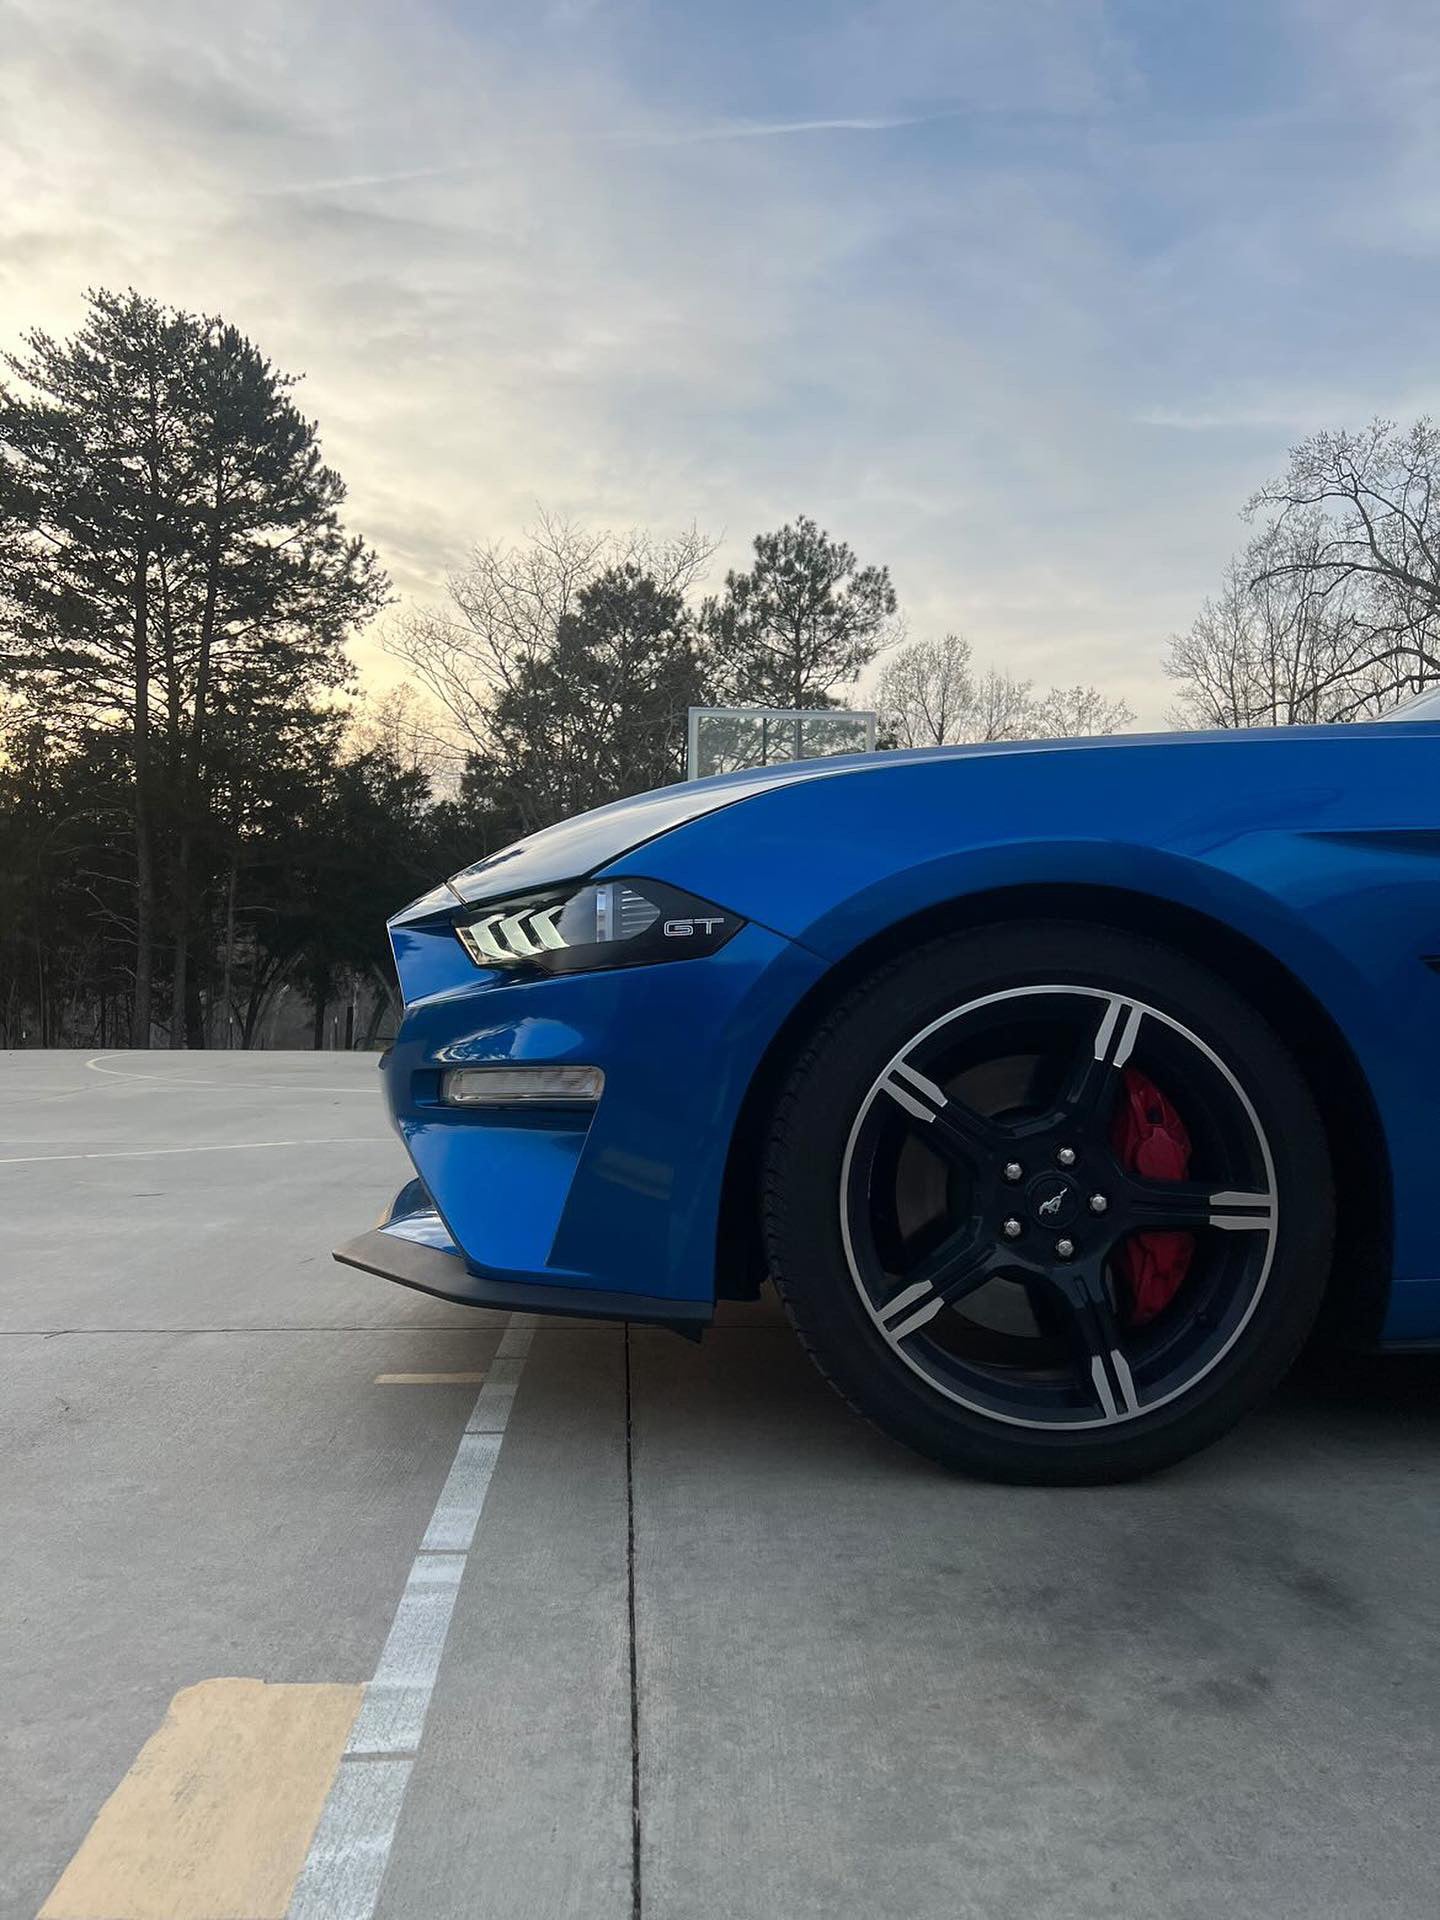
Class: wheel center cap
1026,1173,1081,1229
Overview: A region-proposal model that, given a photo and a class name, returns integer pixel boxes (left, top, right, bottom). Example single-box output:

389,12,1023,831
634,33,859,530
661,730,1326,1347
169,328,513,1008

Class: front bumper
335,1180,711,1334
337,903,827,1323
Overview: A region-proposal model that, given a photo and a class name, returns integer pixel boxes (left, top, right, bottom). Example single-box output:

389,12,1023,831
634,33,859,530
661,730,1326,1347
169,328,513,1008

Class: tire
763,920,1334,1484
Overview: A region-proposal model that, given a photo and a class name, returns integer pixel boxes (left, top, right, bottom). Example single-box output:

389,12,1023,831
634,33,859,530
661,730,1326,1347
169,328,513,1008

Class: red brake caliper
1109,1066,1195,1325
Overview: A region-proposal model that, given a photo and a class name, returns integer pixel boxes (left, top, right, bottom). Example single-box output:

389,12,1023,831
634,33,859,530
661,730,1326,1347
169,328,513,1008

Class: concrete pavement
3,1050,1438,1919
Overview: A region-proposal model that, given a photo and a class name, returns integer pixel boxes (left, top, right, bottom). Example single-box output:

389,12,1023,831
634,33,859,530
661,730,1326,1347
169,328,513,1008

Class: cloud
261,164,480,198
2,0,1438,725
608,111,952,148
266,109,948,197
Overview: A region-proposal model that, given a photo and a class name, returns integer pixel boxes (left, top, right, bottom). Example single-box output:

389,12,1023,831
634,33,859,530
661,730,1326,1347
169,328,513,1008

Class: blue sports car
339,692,1440,1482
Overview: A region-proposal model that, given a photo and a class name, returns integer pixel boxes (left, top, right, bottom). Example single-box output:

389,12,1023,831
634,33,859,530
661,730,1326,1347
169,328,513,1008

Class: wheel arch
715,881,1391,1348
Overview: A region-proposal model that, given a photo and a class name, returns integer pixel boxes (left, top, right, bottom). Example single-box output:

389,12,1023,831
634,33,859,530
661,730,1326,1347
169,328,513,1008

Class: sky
4,0,1440,725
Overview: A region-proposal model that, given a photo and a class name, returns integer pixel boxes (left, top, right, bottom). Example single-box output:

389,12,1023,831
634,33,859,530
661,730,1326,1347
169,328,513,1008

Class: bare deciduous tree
346,683,459,790
877,634,1133,745
873,633,977,747
1029,682,1136,738
385,510,716,760
1166,515,1400,727
1226,417,1440,717
969,666,1041,742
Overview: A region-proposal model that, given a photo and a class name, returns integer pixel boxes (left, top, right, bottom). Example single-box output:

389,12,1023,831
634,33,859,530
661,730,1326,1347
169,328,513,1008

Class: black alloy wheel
764,921,1334,1484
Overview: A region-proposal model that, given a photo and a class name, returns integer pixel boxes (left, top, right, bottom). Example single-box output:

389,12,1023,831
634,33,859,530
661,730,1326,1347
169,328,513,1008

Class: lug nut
1002,1218,1023,1239
1056,1237,1076,1260
1088,1193,1108,1214
1057,1146,1077,1168
1003,1161,1024,1183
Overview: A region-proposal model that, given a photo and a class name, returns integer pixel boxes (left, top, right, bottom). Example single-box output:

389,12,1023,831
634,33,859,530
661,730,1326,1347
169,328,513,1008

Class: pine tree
0,289,388,1043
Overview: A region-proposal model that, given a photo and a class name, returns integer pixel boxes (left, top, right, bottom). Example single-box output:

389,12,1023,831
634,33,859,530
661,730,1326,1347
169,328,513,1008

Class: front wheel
763,922,1334,1484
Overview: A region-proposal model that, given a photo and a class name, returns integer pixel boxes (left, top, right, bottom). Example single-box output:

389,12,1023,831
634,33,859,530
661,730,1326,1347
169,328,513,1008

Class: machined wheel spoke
1044,1259,1143,1423
1059,994,1144,1127
878,1235,1002,1342
879,1057,1001,1165
1123,1178,1275,1234
841,972,1286,1442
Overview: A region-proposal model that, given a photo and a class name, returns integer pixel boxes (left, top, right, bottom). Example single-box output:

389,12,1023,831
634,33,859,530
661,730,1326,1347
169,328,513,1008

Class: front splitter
333,1228,710,1338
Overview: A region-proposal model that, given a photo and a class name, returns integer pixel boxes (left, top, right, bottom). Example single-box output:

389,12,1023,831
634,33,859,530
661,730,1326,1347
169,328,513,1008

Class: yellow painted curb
40,1678,363,1920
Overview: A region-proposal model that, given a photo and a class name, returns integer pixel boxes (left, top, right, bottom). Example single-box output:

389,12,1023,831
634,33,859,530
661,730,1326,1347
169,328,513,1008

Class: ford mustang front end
335,720,1440,1482
335,766,836,1331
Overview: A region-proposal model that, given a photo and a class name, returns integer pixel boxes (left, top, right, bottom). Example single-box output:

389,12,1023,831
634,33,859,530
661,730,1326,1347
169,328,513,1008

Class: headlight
455,878,745,974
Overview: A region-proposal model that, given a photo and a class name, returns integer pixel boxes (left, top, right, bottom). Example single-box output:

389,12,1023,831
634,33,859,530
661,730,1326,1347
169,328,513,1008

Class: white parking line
0,1138,390,1166
84,1054,376,1095
286,1318,536,1920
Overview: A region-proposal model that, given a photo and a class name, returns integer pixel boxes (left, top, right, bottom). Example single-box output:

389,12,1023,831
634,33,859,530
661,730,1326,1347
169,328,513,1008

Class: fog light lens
443,1065,604,1106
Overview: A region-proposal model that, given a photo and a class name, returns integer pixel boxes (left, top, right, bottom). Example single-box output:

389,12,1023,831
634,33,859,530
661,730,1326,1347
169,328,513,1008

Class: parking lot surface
4,1049,1439,1920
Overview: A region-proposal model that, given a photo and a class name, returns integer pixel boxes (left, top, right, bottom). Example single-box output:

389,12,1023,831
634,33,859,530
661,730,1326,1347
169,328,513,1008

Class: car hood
397,722,1390,923
437,760,861,910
